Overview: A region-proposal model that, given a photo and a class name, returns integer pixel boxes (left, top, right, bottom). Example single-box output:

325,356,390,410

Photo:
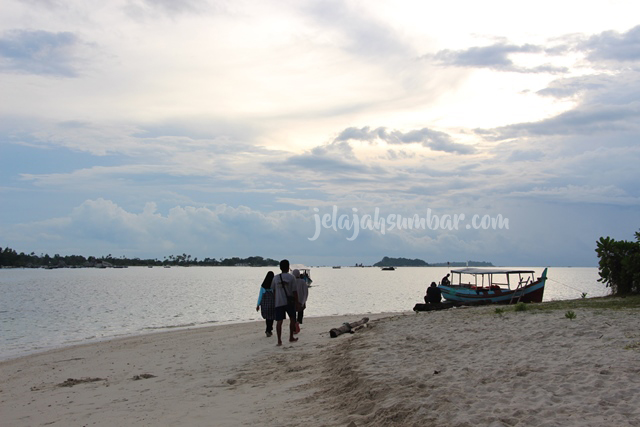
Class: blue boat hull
439,277,546,304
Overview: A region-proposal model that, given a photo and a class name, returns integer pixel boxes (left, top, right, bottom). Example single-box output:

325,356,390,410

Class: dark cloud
481,53,640,142
334,126,382,143
0,29,83,77
478,103,640,141
537,75,611,98
432,43,567,74
430,25,640,75
581,25,640,62
539,26,640,68
335,126,475,154
276,141,373,176
435,43,540,67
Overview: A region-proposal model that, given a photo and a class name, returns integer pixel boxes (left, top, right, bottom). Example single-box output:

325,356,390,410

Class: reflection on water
0,266,606,360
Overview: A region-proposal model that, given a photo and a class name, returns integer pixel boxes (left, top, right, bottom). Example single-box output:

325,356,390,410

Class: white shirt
272,272,296,307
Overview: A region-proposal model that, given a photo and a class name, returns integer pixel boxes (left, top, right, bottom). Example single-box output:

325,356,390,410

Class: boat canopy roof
451,268,535,275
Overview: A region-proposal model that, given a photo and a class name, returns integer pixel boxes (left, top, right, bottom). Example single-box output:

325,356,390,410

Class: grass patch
477,294,640,317
529,294,640,311
624,342,640,350
514,302,528,312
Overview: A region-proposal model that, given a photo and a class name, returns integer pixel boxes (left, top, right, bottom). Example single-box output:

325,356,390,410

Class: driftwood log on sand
329,317,369,338
412,302,459,312
413,300,493,312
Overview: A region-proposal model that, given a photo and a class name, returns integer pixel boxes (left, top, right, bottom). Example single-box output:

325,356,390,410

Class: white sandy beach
1,306,639,427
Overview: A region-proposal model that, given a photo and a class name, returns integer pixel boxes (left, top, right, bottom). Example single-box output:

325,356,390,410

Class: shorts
274,303,296,321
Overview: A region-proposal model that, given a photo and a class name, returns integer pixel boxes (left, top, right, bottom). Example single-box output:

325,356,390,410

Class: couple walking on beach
256,259,308,346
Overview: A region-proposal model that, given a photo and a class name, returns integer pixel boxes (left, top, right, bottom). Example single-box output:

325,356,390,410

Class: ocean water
0,266,605,361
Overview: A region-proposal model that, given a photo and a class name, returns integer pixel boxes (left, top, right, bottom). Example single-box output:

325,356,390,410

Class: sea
0,266,606,361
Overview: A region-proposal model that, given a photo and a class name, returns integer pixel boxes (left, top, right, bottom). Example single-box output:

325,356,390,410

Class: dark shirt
426,286,442,303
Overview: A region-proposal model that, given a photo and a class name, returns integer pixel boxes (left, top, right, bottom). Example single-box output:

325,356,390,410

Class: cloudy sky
1,0,639,266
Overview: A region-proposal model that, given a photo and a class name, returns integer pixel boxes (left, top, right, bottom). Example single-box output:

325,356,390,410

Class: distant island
0,246,279,268
1,245,494,269
373,256,494,267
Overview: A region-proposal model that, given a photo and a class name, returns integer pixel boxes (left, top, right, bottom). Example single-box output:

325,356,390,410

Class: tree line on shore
4,228,639,294
0,247,279,268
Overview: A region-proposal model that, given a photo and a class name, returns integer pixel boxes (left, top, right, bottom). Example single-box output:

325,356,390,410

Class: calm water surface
0,266,606,361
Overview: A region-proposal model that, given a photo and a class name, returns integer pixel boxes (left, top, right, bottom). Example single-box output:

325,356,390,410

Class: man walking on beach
272,259,299,346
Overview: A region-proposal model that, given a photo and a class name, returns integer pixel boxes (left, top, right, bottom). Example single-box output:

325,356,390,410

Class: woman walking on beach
256,271,275,337
292,269,308,325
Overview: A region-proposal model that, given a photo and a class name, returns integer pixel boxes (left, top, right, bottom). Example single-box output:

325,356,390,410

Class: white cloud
5,198,313,257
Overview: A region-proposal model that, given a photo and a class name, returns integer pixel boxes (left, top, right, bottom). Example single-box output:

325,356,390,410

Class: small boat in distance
333,266,341,269
439,268,547,304
291,264,313,286
381,266,396,271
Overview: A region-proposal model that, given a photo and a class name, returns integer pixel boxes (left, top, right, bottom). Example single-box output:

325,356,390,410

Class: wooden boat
438,268,547,304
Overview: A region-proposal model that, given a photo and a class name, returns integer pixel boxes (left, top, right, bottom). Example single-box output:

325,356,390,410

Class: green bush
565,310,577,320
595,231,640,295
514,302,527,312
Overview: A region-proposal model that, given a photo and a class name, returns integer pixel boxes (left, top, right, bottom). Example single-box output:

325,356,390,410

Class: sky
1,0,639,267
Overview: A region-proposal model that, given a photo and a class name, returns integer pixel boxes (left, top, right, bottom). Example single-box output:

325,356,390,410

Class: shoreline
0,311,406,364
2,306,639,426
0,317,272,363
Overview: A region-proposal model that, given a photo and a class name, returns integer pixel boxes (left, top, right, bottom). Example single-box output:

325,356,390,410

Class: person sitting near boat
441,273,451,286
425,282,442,304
